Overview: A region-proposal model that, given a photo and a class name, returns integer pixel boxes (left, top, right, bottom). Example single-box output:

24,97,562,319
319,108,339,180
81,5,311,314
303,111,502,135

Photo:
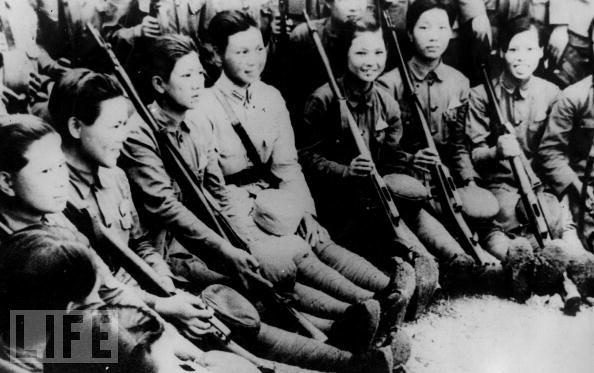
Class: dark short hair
0,224,97,313
342,14,383,60
0,114,57,173
147,34,200,84
406,0,456,34
48,68,124,141
207,10,259,54
499,17,543,52
345,14,381,46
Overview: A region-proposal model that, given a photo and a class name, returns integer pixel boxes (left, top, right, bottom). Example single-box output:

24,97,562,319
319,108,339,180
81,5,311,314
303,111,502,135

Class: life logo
9,310,118,364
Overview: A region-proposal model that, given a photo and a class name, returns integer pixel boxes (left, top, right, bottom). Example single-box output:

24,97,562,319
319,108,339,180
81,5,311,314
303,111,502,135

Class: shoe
327,299,381,353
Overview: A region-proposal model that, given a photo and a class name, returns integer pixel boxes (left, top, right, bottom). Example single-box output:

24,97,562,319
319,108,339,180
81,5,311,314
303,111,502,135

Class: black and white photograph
0,1,592,372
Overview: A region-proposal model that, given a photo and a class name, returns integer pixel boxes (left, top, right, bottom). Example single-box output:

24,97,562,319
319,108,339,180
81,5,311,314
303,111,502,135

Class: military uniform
0,0,67,115
300,72,470,300
188,73,415,322
467,72,563,253
378,59,478,185
0,209,155,312
538,75,594,251
544,0,594,87
121,102,400,373
66,162,175,287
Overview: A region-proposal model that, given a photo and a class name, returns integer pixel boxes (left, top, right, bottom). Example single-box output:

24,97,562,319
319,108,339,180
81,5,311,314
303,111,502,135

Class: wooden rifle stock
480,68,582,311
87,23,326,343
381,11,489,265
302,11,421,259
63,202,276,372
480,66,551,249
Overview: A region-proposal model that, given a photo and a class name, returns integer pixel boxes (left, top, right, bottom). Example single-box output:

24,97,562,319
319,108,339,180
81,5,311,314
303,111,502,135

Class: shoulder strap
213,89,265,168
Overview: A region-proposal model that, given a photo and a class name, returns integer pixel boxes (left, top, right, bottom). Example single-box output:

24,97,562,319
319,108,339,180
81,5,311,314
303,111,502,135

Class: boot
326,299,381,353
373,258,416,346
406,254,439,319
342,346,393,373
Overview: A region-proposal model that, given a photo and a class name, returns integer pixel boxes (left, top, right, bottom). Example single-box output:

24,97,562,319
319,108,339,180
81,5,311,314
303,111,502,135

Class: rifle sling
213,89,280,187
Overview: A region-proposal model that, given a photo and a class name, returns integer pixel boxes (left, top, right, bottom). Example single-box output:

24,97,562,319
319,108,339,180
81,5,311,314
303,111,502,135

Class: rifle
381,10,492,265
86,23,326,342
480,66,551,249
302,11,426,261
57,0,82,66
62,204,275,372
278,0,289,46
479,67,582,314
578,143,594,241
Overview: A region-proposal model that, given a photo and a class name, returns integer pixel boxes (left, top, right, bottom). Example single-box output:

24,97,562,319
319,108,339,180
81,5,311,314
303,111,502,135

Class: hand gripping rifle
303,11,424,260
86,24,326,343
381,10,491,265
62,203,275,372
480,66,551,249
480,67,582,314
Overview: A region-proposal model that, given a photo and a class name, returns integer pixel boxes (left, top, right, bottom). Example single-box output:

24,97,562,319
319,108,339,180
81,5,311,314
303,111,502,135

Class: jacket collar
67,161,110,200
341,73,375,108
148,101,190,134
408,58,446,83
499,72,534,99
215,72,254,105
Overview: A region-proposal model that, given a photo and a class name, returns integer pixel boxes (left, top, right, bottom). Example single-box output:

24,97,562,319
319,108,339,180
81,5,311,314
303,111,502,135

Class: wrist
133,24,143,38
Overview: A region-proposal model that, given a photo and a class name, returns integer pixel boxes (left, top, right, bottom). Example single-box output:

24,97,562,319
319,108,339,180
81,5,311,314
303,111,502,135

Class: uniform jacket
299,74,402,231
467,73,560,186
378,59,478,183
191,73,317,216
122,102,233,261
66,162,173,283
538,75,594,195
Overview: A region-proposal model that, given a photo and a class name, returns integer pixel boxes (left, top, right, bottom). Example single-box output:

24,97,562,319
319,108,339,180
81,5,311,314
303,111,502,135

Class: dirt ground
401,294,594,373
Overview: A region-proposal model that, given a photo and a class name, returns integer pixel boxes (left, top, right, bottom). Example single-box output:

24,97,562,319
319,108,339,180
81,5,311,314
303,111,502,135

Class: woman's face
223,26,267,87
76,96,131,169
410,8,452,62
162,52,206,110
347,30,387,83
11,133,69,215
503,28,542,82
330,0,368,23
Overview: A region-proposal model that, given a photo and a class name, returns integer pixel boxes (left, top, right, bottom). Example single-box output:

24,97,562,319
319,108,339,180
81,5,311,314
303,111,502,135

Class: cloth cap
458,185,500,220
201,284,261,339
383,173,430,201
253,189,305,236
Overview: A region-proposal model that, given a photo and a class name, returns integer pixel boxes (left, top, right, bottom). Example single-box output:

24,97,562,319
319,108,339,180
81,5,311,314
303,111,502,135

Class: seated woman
121,34,400,372
467,17,594,302
0,224,257,373
184,11,417,342
376,0,501,290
